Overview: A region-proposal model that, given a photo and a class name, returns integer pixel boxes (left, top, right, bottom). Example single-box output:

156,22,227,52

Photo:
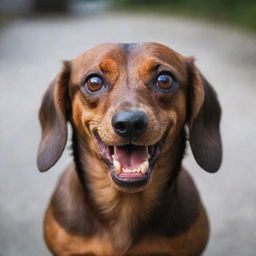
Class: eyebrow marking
138,58,162,78
99,58,120,85
99,58,118,74
137,57,185,85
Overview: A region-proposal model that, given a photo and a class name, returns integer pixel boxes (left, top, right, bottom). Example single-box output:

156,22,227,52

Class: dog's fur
37,43,222,256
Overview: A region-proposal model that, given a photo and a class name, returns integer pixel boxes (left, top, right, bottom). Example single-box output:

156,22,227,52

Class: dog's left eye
156,74,175,91
84,76,104,93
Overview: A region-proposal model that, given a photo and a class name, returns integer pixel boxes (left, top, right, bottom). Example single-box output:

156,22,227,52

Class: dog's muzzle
94,110,166,190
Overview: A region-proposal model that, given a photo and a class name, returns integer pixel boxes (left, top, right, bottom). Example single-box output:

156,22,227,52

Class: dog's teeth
113,159,121,174
121,164,148,174
140,161,149,174
123,168,138,173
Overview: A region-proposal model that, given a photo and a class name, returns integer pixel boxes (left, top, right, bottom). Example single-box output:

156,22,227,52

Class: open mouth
94,133,166,189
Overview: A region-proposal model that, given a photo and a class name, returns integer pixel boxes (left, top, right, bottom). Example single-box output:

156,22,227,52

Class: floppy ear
37,62,71,172
187,60,222,173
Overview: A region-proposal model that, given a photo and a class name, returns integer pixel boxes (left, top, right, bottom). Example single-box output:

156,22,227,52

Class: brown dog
37,42,222,256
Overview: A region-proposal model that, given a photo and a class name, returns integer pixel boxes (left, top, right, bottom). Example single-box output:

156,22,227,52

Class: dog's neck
71,128,186,251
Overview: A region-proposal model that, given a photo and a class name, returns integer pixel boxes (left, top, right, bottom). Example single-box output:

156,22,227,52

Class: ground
0,11,256,256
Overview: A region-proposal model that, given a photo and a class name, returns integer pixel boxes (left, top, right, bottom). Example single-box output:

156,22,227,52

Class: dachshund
37,42,222,256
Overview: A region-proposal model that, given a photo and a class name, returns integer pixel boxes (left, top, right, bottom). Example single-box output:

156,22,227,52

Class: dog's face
37,43,222,193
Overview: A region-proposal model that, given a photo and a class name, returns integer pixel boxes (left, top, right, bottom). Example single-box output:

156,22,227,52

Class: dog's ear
37,62,71,172
186,59,222,173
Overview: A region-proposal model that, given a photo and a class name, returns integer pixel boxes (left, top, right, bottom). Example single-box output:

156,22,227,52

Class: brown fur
37,42,222,256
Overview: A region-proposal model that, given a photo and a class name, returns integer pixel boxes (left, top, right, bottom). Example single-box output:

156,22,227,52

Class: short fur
37,42,222,256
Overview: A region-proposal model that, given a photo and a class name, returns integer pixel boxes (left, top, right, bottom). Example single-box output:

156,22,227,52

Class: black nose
112,111,148,139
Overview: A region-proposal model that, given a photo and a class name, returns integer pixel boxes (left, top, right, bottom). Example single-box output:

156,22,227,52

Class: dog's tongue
114,145,148,170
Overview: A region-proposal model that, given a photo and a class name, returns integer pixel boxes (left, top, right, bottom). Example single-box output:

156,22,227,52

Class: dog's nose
112,111,148,139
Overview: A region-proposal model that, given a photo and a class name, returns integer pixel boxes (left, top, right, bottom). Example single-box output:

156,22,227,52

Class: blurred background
0,0,256,255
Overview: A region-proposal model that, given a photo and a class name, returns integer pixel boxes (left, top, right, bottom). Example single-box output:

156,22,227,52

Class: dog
37,42,222,256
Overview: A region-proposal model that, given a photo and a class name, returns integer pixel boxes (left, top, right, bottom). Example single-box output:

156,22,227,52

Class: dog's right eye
84,76,104,93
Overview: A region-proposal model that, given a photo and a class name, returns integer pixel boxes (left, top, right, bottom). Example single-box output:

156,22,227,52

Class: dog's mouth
94,133,166,190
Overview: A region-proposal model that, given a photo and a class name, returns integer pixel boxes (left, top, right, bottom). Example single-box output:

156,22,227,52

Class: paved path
0,12,256,256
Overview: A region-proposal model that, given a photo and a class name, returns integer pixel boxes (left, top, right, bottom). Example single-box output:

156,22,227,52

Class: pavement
0,11,256,256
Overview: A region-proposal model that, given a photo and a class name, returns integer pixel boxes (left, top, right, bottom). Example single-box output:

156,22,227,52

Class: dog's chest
59,231,199,256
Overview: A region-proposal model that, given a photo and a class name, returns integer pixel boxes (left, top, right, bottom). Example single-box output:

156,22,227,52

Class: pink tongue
114,145,148,169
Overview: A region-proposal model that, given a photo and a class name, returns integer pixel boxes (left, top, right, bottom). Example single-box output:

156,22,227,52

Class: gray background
0,11,256,255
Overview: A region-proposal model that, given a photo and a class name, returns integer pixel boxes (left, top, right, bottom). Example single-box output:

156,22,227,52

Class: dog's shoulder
50,164,100,237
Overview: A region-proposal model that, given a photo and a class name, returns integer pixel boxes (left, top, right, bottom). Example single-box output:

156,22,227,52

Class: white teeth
119,160,149,174
140,160,149,174
123,168,132,173
113,159,121,174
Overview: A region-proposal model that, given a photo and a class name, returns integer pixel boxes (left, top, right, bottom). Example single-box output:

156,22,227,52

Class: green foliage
113,0,256,30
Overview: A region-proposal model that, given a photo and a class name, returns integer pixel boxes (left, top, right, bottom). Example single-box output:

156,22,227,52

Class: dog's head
37,43,222,193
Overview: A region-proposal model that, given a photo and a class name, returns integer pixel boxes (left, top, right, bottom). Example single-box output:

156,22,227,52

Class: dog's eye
85,76,104,93
156,74,175,91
